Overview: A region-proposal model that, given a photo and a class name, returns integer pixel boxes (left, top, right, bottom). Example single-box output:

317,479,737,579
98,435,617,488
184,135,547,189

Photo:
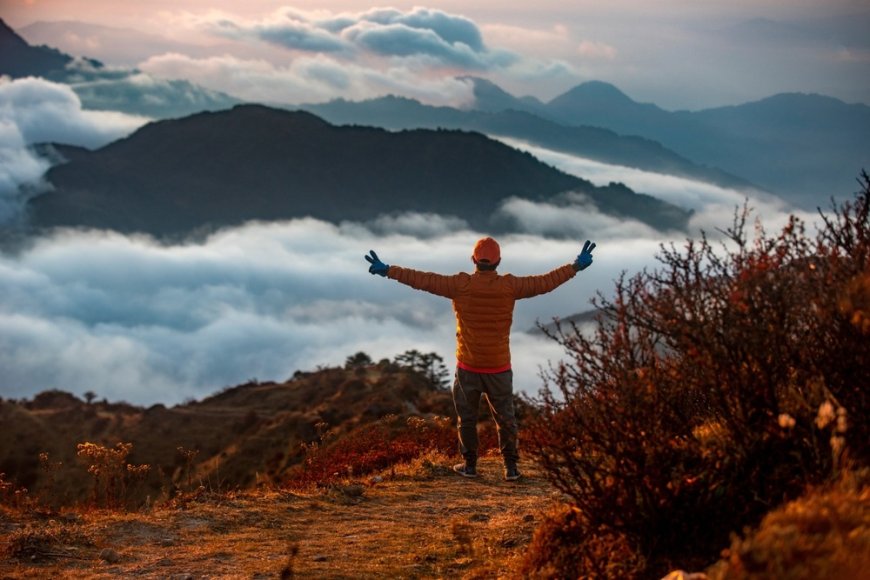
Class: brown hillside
0,364,458,507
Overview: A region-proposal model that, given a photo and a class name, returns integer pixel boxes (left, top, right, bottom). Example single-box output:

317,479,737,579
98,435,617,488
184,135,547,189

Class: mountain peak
0,17,21,40
463,75,510,94
141,104,332,137
227,103,329,124
461,75,532,113
552,81,634,105
0,17,73,78
544,81,671,134
0,17,34,51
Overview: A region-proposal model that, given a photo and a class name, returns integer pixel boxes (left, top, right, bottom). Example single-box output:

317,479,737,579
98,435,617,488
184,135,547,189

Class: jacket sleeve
387,266,463,299
509,263,577,299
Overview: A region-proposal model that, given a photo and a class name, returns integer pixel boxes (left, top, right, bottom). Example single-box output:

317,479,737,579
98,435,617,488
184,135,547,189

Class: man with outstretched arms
365,237,596,481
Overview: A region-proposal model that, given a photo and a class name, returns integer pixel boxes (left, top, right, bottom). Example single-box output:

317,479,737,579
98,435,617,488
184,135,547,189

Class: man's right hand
365,250,390,277
574,240,596,271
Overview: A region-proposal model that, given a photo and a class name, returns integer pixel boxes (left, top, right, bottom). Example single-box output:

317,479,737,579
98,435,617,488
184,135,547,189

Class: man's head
472,237,501,270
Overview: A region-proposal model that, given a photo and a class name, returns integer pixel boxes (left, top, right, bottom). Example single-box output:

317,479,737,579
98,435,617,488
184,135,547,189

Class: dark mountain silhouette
527,308,604,336
469,78,870,207
0,18,77,77
303,96,755,192
543,81,674,135
0,18,239,119
28,104,691,237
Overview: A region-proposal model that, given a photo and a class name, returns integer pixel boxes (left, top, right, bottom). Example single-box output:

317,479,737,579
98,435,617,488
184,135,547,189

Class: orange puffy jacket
387,264,577,372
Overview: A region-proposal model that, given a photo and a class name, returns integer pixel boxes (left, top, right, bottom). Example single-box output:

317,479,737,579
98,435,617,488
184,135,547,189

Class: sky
0,1,862,405
3,0,869,109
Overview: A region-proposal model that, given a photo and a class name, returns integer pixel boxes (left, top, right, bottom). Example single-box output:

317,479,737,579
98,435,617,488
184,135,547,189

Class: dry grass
0,456,555,578
708,470,870,580
5,519,95,564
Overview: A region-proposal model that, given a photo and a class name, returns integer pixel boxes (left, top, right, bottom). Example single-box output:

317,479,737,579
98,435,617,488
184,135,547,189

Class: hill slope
0,18,74,77
29,104,691,236
0,365,455,502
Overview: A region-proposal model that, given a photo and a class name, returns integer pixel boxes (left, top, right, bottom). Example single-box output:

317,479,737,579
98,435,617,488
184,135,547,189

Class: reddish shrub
525,173,870,576
285,415,499,489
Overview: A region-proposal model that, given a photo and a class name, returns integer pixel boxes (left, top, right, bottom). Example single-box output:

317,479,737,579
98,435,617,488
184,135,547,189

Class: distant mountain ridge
0,18,76,76
466,77,870,207
6,16,866,213
28,105,691,237
0,18,239,119
302,96,755,192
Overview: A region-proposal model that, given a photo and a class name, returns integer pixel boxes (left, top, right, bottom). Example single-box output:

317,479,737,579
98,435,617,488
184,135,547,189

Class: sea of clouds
0,77,831,406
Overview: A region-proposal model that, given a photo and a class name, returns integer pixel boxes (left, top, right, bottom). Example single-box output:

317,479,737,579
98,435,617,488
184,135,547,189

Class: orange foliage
286,415,498,489
525,173,870,577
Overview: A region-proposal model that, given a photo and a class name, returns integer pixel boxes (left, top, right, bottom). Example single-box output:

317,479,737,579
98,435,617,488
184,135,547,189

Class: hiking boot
504,463,522,481
453,462,478,478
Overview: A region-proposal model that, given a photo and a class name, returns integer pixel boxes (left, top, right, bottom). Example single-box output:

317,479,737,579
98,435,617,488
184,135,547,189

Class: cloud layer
496,137,824,233
199,7,509,68
7,161,823,407
0,90,662,404
0,222,602,405
63,61,240,119
0,77,148,224
0,77,148,149
135,6,524,107
140,52,476,106
0,168,812,407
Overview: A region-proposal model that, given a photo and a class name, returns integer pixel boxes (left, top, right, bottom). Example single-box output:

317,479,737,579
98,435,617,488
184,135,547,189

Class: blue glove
574,240,596,271
365,250,390,277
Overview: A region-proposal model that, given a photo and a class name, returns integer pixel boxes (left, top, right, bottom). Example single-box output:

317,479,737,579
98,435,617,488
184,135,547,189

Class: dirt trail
0,456,558,579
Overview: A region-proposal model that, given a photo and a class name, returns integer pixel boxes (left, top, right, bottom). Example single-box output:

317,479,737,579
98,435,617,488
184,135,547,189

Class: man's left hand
365,250,390,277
574,240,596,271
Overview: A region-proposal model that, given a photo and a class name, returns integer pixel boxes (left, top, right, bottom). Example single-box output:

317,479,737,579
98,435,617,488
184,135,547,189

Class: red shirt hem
456,361,512,374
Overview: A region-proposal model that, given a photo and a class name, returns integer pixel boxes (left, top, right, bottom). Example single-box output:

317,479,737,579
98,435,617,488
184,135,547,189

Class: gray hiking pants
452,368,519,465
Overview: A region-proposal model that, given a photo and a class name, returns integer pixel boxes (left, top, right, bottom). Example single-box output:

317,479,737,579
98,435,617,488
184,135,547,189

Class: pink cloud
577,40,617,60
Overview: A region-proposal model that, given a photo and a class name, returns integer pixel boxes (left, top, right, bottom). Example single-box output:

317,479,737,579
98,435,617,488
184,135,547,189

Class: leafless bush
76,442,151,509
525,173,870,576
